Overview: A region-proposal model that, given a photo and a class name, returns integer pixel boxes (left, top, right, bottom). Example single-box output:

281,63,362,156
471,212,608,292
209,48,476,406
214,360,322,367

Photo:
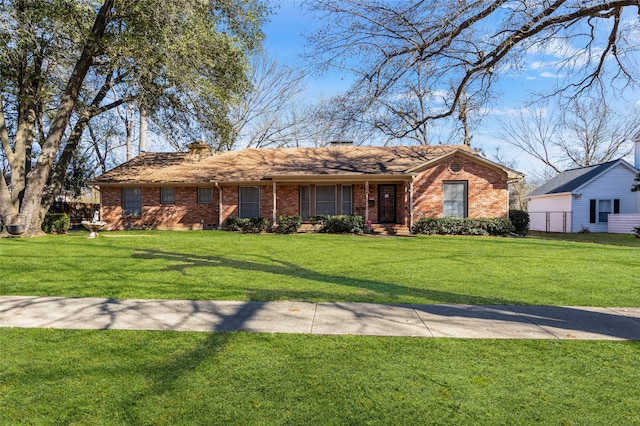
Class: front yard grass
1,230,639,306
2,231,640,424
2,329,639,425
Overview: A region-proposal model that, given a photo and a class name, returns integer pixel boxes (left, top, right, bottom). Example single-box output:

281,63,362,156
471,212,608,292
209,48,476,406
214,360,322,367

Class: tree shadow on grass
131,248,525,306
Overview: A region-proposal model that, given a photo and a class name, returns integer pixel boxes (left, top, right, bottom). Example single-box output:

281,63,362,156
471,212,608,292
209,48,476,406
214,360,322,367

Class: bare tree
229,53,308,149
304,0,640,136
500,97,640,172
499,106,563,173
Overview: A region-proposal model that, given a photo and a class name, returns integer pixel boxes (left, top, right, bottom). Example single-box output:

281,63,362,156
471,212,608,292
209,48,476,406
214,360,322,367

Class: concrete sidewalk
1,296,640,340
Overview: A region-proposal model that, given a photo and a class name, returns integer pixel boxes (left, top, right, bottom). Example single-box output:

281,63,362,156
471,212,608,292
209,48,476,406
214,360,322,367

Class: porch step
368,224,412,236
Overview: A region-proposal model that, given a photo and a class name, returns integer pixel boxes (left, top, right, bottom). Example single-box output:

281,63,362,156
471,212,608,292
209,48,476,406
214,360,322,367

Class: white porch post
365,181,369,222
409,178,414,230
272,181,277,225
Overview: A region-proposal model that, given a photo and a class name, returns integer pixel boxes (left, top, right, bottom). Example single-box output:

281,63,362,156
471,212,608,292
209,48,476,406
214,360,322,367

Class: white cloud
539,71,562,78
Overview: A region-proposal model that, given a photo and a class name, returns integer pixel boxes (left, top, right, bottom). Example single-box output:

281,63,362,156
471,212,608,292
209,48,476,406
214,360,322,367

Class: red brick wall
260,184,274,219
353,184,367,217
220,186,238,224
412,156,508,219
101,186,218,230
276,185,299,217
99,156,508,230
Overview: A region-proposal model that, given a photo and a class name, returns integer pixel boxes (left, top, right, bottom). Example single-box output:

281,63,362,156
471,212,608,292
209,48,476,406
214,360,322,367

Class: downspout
272,181,277,226
215,183,222,228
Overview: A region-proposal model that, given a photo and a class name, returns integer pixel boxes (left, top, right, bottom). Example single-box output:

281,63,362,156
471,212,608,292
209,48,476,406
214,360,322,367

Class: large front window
315,185,336,216
300,185,352,218
443,181,467,218
239,186,260,218
122,188,142,216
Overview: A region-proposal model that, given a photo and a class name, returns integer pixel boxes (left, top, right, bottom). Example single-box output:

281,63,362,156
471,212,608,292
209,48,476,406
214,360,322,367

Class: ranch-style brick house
89,142,523,232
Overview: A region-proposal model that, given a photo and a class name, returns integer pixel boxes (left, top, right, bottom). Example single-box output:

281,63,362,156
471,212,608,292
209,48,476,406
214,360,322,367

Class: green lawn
2,231,639,425
2,329,639,425
1,230,639,306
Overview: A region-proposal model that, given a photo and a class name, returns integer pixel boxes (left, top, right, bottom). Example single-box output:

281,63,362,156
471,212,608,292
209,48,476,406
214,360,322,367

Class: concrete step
369,224,412,236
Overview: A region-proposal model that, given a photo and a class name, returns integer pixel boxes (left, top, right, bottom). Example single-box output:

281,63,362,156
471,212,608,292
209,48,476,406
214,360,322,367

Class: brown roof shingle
91,144,490,185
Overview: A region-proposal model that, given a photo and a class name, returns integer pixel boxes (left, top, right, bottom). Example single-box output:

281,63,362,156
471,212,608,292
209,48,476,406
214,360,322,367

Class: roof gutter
263,174,415,183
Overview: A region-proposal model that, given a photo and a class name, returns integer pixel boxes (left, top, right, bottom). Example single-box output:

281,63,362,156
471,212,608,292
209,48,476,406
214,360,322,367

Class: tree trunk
139,107,148,154
7,1,114,237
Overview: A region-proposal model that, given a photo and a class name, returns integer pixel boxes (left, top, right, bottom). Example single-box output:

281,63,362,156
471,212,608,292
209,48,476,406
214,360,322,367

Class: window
300,185,310,221
443,181,467,218
122,188,142,216
315,185,336,216
198,187,213,204
239,186,260,218
341,185,352,215
590,199,620,223
160,187,175,204
598,200,612,223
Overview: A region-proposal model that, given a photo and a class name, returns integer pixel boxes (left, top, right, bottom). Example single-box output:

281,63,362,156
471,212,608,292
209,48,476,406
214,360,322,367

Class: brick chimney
186,141,213,161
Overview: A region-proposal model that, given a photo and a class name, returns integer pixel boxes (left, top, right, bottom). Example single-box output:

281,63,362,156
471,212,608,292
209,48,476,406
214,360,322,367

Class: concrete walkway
1,296,640,340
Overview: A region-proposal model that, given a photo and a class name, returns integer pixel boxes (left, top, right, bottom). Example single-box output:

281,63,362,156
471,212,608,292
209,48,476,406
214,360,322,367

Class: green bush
225,217,249,232
412,217,513,236
225,217,270,233
276,215,302,234
319,215,365,234
309,215,329,226
42,213,70,234
509,209,530,236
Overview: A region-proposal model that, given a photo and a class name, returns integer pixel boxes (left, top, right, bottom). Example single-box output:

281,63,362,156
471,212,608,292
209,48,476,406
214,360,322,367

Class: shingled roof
527,159,637,197
91,144,520,185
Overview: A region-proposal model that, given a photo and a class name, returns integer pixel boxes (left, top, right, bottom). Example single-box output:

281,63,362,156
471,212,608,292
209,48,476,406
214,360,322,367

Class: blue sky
262,1,640,177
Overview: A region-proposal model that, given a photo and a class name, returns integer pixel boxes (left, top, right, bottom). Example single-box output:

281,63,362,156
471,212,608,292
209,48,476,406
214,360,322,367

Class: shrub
309,215,329,226
225,217,270,233
509,209,530,236
412,217,513,236
319,215,365,234
42,213,70,234
225,217,249,232
246,217,270,233
275,215,302,234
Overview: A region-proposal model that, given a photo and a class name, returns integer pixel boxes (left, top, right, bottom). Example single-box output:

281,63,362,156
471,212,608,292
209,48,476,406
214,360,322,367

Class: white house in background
527,141,640,233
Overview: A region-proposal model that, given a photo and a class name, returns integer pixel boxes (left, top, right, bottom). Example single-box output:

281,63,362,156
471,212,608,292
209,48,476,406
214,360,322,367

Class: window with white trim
443,181,468,218
590,199,620,223
239,186,260,218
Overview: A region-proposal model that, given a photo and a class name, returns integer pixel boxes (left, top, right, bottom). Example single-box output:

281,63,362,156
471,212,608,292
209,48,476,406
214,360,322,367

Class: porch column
216,183,222,228
272,181,277,225
365,181,369,222
409,178,414,230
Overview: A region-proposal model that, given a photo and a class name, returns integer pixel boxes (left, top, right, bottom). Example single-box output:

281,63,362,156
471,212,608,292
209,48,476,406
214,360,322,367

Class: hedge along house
89,142,523,232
